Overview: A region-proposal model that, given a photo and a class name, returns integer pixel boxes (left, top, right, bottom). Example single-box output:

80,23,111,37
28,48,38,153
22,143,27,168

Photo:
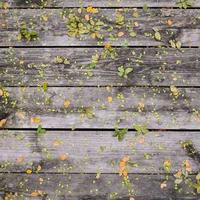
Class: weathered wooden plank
4,0,200,8
0,9,200,46
0,130,199,173
1,48,200,87
0,173,198,200
2,87,200,129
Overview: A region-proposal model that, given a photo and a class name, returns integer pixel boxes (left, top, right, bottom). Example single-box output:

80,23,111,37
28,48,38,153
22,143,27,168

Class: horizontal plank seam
0,46,199,49
4,86,200,88
0,172,198,175
3,7,200,9
2,128,200,132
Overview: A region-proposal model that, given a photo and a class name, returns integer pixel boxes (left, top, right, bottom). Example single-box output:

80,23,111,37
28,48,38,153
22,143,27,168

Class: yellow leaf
64,99,71,108
53,140,62,147
170,85,180,98
104,43,111,49
31,117,41,124
107,96,113,103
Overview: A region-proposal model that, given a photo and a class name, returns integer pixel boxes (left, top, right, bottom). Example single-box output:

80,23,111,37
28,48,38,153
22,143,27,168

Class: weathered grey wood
5,0,200,8
0,130,199,173
0,173,198,200
3,87,200,129
0,9,200,46
1,48,200,86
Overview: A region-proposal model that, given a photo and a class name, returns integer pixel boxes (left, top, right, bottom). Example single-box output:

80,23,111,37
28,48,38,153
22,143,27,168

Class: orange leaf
0,119,7,128
0,89,3,96
59,154,69,161
16,156,25,164
31,190,43,197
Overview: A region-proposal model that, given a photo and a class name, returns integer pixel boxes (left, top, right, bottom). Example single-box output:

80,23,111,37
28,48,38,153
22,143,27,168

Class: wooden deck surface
0,0,200,200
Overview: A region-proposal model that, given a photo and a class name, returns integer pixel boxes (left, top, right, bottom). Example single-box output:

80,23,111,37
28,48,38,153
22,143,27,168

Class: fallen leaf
174,170,182,178
167,19,173,26
138,137,145,144
16,156,25,164
118,32,124,37
0,119,7,128
31,117,41,124
37,165,42,172
85,14,90,21
59,154,69,161
104,43,111,49
107,96,113,103
53,140,62,147
31,190,43,197
160,181,167,189
0,89,3,96
64,99,71,108
16,111,26,120
184,160,192,172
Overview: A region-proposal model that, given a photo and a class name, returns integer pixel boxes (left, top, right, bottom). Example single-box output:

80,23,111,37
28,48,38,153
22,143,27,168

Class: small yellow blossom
86,6,98,14
26,169,32,174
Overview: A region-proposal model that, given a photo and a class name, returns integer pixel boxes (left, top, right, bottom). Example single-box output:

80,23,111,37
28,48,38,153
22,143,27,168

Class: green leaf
36,125,46,137
154,31,161,41
133,124,149,135
113,128,128,141
129,31,137,37
176,41,182,49
42,82,48,92
196,173,200,181
125,67,133,75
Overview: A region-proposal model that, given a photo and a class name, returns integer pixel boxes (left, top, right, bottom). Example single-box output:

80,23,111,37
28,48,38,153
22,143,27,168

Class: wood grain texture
2,87,200,129
0,9,200,46
1,48,200,87
0,130,199,173
5,0,200,8
0,173,198,200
